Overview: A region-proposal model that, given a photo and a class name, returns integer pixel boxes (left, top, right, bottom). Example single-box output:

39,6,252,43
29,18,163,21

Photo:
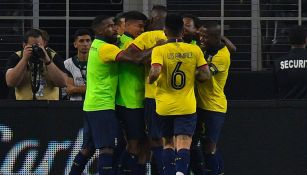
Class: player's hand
155,39,167,47
22,44,33,61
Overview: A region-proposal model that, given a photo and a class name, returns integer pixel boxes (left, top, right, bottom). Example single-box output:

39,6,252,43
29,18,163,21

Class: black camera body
29,44,44,64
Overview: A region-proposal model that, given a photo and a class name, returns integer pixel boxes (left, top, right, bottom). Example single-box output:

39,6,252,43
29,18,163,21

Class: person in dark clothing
274,25,307,99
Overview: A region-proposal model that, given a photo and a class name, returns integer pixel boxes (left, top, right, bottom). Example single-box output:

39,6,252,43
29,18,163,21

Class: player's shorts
159,113,197,137
144,98,162,139
116,105,146,140
82,112,95,151
85,110,120,149
195,108,225,143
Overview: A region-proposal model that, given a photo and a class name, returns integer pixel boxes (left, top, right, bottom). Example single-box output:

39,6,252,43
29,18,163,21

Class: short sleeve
52,53,66,72
210,51,230,72
151,46,163,66
195,46,207,67
132,32,147,51
5,53,21,72
98,43,122,62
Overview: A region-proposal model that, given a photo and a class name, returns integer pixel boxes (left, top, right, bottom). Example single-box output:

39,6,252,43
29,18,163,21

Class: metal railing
0,0,306,71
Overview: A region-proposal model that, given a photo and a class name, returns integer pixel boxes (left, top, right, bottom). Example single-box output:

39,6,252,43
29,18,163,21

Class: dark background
1,100,307,175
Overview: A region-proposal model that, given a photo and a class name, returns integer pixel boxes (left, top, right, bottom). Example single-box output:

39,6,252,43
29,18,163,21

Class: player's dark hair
38,29,50,42
74,29,92,41
124,11,147,22
23,29,42,43
152,5,167,13
182,14,201,29
288,25,306,45
165,13,184,36
114,12,125,25
92,15,111,33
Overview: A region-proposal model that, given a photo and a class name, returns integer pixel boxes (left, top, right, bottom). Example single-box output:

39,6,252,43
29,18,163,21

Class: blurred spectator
64,29,91,101
114,12,125,36
147,5,167,31
274,25,307,99
5,29,66,100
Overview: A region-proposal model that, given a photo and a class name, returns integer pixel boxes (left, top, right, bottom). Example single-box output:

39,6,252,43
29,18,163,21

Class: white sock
176,172,184,175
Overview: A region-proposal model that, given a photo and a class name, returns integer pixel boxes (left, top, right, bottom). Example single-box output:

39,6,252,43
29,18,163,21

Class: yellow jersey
151,41,207,116
131,30,167,99
196,46,230,113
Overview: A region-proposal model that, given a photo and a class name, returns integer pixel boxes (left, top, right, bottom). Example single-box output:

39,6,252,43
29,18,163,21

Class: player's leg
199,109,225,175
69,113,95,175
87,110,120,175
160,116,176,175
145,98,164,175
174,114,197,175
119,106,146,175
190,115,206,175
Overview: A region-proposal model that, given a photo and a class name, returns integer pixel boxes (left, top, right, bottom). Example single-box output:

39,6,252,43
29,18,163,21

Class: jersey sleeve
5,53,20,72
210,50,230,72
151,47,163,66
195,46,207,67
132,32,148,51
98,43,122,62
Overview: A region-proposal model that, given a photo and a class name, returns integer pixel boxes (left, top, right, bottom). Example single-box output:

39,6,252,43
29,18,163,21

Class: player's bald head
205,21,221,38
205,21,222,37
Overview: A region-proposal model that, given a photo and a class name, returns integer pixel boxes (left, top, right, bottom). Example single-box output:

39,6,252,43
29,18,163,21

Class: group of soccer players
69,5,232,175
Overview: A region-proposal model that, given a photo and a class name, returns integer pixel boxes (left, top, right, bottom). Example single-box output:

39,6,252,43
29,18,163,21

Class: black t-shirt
5,50,66,73
274,48,307,99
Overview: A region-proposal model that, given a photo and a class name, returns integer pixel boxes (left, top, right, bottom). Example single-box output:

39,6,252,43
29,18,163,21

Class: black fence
1,100,307,175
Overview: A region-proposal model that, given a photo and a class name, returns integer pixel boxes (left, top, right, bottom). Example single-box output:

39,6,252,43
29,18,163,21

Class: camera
29,44,44,64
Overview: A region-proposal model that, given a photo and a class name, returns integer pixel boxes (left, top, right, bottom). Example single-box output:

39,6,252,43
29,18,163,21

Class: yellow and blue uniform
131,30,167,139
196,45,230,113
152,41,207,116
194,45,230,175
132,30,167,99
151,40,207,137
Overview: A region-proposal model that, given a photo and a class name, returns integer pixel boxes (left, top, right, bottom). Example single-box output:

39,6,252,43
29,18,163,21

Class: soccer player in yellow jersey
124,6,168,174
195,21,231,175
148,13,211,175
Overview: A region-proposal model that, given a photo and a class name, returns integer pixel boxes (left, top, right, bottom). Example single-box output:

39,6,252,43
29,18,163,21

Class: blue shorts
116,105,146,140
85,110,120,149
159,113,197,137
195,108,225,143
144,98,162,139
82,112,95,151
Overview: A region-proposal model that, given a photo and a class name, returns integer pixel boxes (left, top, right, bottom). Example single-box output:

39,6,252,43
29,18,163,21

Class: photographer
5,29,66,100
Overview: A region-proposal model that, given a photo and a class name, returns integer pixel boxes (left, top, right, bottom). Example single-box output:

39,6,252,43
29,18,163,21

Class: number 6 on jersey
171,61,186,90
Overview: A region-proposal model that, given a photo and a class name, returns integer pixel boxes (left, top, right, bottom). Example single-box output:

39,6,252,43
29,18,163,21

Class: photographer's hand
38,43,51,64
5,44,32,87
22,44,33,61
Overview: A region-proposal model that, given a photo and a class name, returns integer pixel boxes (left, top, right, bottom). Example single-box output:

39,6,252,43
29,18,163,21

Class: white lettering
294,60,299,68
0,140,39,174
289,60,293,68
0,124,13,142
34,141,72,174
280,61,284,69
299,60,304,68
284,60,289,69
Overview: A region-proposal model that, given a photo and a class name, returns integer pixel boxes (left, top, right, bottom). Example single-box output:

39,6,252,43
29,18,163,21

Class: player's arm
99,43,144,64
196,64,211,82
124,39,166,65
221,36,236,53
66,77,86,96
148,64,162,84
148,47,163,84
195,46,211,82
